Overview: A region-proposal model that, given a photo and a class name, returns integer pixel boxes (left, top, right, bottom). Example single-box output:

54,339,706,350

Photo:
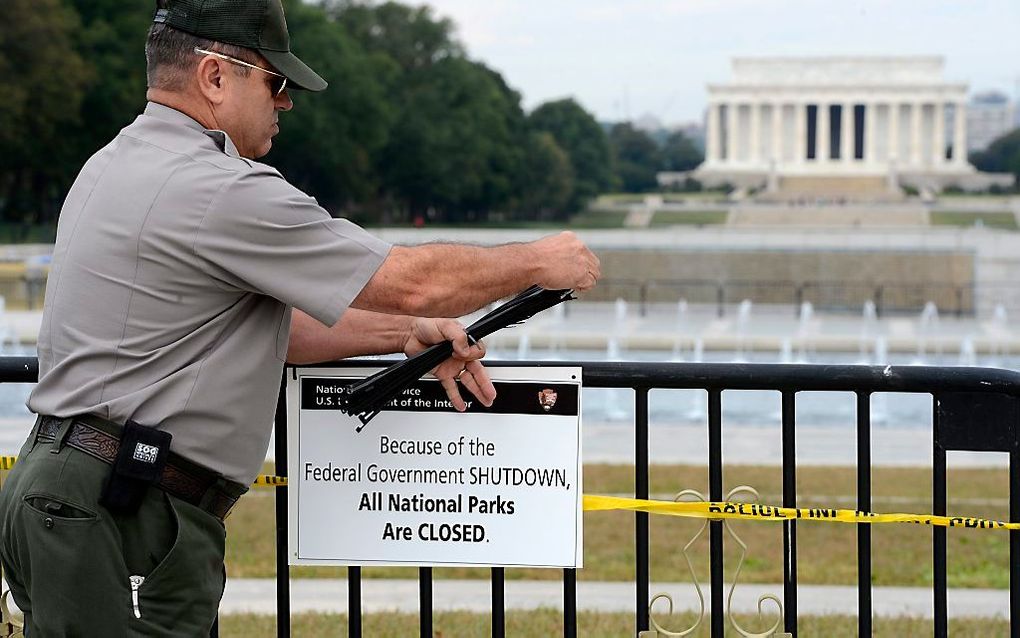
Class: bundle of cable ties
340,285,576,431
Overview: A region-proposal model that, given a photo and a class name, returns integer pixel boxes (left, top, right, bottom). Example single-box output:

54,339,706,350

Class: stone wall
586,248,975,313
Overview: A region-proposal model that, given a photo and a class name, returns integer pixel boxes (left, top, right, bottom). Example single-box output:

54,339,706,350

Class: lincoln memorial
691,57,996,195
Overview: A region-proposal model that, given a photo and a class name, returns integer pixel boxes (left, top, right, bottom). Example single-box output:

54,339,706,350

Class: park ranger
0,0,600,634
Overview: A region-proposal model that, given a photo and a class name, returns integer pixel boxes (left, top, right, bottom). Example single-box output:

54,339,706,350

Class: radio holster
99,421,172,514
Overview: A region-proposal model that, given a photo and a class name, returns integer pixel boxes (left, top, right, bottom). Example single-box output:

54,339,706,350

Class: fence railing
0,357,1016,637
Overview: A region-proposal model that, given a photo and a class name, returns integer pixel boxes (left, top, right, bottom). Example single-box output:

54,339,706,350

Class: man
0,0,600,635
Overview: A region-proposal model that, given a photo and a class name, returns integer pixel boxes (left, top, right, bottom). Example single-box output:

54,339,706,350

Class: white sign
287,366,582,568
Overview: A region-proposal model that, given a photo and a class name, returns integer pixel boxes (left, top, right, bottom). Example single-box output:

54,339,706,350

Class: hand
403,318,497,411
529,231,601,292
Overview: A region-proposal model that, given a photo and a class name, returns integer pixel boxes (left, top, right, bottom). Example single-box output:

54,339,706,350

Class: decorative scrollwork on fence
0,590,23,638
646,489,709,636
642,485,788,638
724,485,785,638
0,471,20,638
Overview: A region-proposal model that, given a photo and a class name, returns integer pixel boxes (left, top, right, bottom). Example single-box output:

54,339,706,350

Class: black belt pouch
100,421,172,513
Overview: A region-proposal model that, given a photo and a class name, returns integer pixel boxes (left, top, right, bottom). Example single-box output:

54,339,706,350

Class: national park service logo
538,388,558,412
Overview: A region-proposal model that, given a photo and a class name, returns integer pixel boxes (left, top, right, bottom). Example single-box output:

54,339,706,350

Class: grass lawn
649,210,728,226
568,209,628,228
220,610,1009,637
594,193,647,205
931,211,1018,230
227,464,1010,589
939,192,1014,199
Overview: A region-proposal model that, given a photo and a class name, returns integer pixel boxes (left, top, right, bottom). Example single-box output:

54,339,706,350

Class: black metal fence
271,360,1018,637
0,357,1016,636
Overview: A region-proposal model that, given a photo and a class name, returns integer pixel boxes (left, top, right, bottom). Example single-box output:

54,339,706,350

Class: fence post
635,387,650,635
274,372,291,637
782,391,799,636
856,392,872,637
1011,447,1019,638
708,389,724,636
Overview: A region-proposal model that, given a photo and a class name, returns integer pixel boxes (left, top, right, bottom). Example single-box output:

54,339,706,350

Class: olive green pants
0,425,226,637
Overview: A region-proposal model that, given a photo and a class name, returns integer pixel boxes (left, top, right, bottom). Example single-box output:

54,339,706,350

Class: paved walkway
220,578,1009,619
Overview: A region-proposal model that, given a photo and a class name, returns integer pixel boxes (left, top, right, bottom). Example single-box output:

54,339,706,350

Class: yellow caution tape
1,458,1014,530
582,494,1020,531
253,474,288,487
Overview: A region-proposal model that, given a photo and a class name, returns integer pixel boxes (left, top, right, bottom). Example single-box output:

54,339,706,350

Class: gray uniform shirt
28,102,391,484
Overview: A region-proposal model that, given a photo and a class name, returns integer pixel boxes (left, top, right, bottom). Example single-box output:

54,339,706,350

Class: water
570,347,944,428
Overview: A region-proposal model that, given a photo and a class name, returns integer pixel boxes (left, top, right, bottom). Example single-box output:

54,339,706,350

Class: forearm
286,309,496,411
286,308,413,364
352,231,600,318
352,243,540,317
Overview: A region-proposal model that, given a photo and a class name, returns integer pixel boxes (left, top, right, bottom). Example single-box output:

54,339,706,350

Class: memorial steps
773,176,892,198
726,202,929,227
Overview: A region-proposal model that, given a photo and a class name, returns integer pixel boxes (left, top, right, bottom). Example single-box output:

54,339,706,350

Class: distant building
967,91,1016,152
682,56,1009,195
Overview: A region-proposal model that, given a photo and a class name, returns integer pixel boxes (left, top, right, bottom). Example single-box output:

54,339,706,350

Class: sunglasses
194,47,288,97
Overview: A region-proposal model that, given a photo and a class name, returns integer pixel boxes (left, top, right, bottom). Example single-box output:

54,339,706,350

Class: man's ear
195,56,228,104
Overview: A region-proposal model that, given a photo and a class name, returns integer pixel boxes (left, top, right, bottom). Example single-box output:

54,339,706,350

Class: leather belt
35,415,247,521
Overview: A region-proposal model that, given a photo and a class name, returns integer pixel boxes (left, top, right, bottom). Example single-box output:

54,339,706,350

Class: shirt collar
143,101,243,159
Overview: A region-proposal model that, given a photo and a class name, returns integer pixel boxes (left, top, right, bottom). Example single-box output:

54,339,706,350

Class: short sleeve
194,167,391,326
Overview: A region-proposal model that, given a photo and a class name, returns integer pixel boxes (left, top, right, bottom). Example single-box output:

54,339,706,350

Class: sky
419,0,1020,125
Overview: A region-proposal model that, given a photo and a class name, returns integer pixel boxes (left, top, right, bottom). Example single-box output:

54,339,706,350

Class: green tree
516,132,574,219
529,98,614,211
377,57,527,222
331,1,528,222
267,0,398,215
609,122,661,193
661,130,703,172
0,0,551,229
326,1,462,72
0,0,93,225
971,128,1020,186
64,0,150,168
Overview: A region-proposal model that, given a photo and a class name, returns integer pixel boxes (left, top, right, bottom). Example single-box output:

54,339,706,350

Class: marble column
932,102,945,165
795,102,807,163
817,102,829,161
952,101,967,165
841,102,853,162
863,103,875,163
706,103,721,163
888,102,900,162
909,102,923,166
771,103,783,162
749,102,761,164
726,102,738,164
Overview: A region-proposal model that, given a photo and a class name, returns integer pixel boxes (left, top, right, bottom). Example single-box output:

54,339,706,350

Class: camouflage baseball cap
153,0,327,91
